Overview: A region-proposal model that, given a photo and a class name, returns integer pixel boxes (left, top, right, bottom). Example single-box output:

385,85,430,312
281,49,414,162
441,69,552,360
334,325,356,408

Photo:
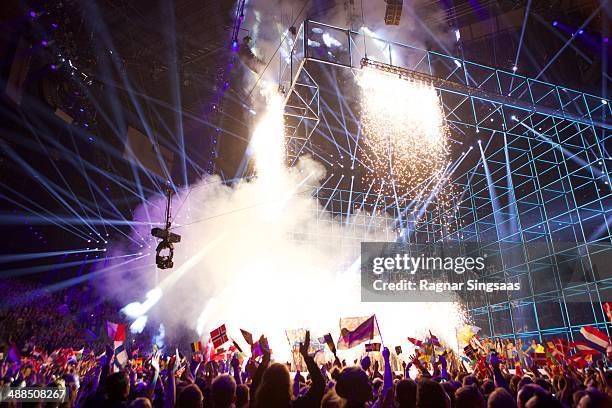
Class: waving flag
464,345,477,361
106,321,126,342
240,329,254,345
191,341,203,353
318,333,337,355
579,326,610,353
210,324,229,348
429,331,441,347
337,315,379,350
114,342,128,369
407,337,424,347
574,341,603,356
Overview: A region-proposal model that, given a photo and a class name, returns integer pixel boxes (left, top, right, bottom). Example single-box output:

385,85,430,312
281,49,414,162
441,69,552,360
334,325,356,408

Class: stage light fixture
384,0,403,25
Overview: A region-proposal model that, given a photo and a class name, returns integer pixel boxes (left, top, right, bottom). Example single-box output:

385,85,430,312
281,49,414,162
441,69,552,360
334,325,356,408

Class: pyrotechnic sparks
357,66,450,195
357,66,458,236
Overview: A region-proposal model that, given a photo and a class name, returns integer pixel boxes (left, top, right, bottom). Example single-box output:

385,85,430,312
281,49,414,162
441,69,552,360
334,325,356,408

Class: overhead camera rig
151,189,181,269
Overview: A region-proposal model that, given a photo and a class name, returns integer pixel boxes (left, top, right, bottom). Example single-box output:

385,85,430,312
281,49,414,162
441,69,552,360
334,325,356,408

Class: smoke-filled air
102,84,466,361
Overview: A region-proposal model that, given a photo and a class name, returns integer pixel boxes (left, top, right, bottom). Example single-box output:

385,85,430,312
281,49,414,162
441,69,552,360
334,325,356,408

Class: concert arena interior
0,1,610,407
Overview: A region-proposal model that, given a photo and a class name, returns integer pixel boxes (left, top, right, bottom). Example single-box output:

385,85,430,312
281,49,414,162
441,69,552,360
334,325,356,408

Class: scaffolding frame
282,20,611,343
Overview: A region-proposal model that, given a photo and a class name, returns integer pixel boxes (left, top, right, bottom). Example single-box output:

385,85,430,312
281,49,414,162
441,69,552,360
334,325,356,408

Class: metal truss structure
281,20,611,343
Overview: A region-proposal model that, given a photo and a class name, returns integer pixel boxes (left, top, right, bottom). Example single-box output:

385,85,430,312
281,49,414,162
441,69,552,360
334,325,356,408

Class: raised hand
150,350,161,372
382,347,390,361
299,330,311,357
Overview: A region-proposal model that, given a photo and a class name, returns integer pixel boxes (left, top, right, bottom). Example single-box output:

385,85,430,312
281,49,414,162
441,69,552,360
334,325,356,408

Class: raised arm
294,330,325,406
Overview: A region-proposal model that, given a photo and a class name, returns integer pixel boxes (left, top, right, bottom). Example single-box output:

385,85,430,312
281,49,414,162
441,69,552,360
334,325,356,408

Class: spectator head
455,385,485,408
517,384,547,408
335,366,373,405
321,389,343,408
395,379,417,408
463,375,479,387
534,379,551,393
177,384,203,408
442,382,457,408
488,388,516,408
481,380,495,397
211,374,236,408
577,387,612,408
106,371,130,401
517,377,533,392
372,377,383,397
525,392,562,408
254,362,291,408
235,383,249,408
129,398,153,408
417,378,450,408
573,390,586,407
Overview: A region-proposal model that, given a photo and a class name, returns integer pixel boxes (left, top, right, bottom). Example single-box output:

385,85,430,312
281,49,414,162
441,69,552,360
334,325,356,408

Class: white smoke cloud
99,2,464,361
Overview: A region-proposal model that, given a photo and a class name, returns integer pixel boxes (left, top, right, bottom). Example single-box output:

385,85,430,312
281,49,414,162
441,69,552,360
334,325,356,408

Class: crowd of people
0,279,611,408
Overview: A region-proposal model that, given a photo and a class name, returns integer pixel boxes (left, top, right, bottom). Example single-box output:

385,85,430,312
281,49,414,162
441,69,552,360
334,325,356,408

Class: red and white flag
210,324,229,349
579,326,610,353
574,341,602,356
604,303,612,323
106,321,126,342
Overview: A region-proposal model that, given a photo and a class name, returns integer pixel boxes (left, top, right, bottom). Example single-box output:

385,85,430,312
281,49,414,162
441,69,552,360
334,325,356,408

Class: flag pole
284,330,298,371
374,315,384,348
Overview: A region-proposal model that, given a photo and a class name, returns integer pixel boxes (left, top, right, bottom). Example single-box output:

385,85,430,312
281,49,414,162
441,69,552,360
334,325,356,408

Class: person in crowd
1,278,611,408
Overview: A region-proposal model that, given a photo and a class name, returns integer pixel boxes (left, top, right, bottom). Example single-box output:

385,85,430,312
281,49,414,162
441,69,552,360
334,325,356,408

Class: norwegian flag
210,324,229,349
579,326,610,353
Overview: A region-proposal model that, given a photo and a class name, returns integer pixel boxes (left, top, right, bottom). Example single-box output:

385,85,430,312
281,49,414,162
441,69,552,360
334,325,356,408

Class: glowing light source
356,64,457,234
552,21,558,27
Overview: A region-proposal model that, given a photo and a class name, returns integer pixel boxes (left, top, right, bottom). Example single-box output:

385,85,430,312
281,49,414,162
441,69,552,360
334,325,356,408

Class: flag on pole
429,331,441,347
337,315,379,350
240,329,254,345
407,337,424,347
365,343,381,352
191,341,203,353
210,324,229,349
318,333,337,355
579,326,610,353
574,341,603,356
106,321,126,342
231,339,243,353
530,352,548,367
114,341,128,369
464,345,477,361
